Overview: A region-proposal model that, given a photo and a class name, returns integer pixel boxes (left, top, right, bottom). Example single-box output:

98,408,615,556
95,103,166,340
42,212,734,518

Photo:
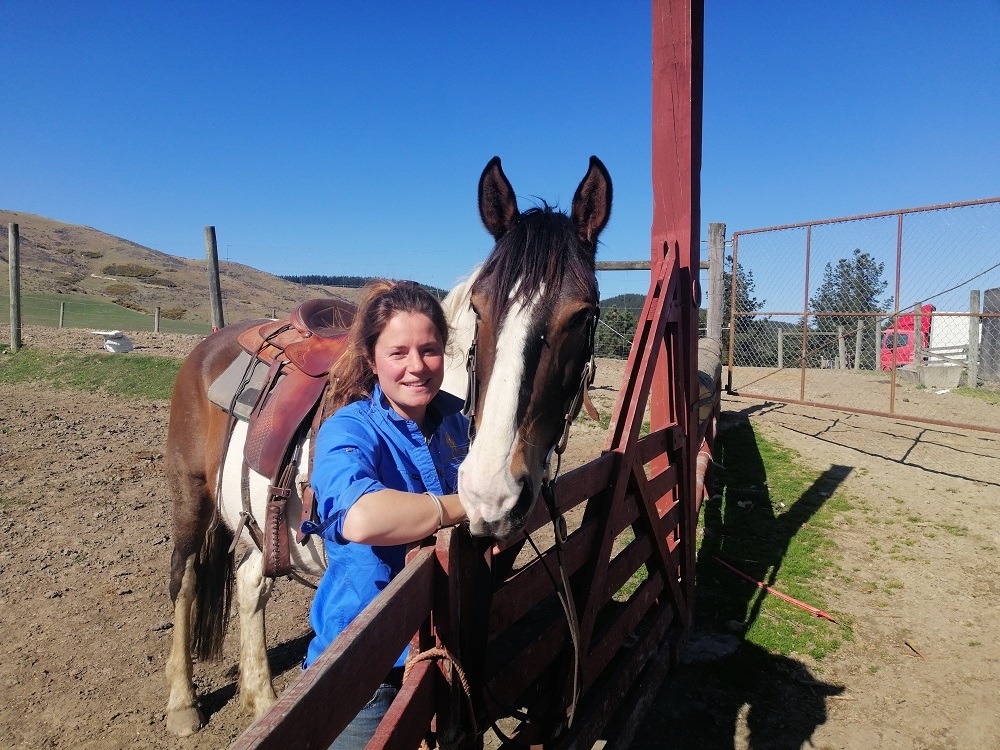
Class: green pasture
954,385,1000,404
2,292,212,335
0,346,181,400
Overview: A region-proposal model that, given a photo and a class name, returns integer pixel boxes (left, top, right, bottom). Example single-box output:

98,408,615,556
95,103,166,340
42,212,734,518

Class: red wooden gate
230,1,707,747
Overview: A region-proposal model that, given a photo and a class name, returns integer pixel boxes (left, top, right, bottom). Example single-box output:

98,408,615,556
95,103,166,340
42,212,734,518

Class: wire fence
1,292,212,335
725,196,1000,433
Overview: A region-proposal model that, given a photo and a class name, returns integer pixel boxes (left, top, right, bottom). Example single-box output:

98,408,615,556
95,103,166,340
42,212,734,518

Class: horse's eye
568,309,593,330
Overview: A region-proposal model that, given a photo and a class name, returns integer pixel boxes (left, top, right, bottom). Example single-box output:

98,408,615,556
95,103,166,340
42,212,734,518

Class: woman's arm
341,489,466,545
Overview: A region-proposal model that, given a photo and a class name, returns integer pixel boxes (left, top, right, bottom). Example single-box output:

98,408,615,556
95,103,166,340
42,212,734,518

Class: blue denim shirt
303,384,468,667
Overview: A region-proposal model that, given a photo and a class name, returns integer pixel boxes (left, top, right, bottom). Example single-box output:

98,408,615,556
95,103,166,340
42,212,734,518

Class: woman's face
370,311,445,426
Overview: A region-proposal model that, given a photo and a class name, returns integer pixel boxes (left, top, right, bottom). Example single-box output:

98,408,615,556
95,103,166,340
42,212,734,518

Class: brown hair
327,279,449,411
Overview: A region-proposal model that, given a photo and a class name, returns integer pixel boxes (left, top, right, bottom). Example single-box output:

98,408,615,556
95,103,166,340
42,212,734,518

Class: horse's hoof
166,706,205,737
240,689,278,717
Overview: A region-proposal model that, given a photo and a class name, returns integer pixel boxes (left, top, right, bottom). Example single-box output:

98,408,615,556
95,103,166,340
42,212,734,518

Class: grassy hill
2,210,650,330
0,210,360,326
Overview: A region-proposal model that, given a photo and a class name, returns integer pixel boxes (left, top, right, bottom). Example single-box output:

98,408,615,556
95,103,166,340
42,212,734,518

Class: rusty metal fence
725,196,1000,434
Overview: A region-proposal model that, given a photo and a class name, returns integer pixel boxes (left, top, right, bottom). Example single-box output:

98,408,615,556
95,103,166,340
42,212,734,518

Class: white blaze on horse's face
458,286,541,539
457,155,612,541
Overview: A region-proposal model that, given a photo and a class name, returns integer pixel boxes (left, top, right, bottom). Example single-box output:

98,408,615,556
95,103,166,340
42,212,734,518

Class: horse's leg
235,547,278,716
164,437,212,738
164,380,234,735
165,468,229,737
165,552,204,736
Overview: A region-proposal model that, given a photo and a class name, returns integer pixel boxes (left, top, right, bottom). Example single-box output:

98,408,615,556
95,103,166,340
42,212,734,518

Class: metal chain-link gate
726,196,1000,434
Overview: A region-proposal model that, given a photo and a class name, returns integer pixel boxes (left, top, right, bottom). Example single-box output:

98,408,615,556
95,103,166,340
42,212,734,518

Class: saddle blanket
207,351,275,422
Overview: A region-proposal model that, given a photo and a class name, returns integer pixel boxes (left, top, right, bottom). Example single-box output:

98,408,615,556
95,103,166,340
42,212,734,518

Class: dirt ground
1,327,998,749
729,364,1000,434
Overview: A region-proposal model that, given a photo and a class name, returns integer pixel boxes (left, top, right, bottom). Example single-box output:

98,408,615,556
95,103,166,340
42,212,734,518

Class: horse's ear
478,156,520,240
571,156,613,248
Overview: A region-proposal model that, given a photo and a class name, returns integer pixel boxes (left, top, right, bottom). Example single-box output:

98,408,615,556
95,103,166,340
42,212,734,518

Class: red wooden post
651,0,704,616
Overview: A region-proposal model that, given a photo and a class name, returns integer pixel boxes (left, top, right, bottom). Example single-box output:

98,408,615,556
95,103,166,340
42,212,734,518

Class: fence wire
726,197,1000,434
1,292,212,335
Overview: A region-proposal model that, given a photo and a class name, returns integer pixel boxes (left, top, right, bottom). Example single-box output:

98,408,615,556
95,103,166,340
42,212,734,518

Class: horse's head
457,156,612,540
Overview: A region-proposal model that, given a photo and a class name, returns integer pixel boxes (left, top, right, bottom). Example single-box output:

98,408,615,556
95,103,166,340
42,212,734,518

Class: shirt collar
369,384,463,430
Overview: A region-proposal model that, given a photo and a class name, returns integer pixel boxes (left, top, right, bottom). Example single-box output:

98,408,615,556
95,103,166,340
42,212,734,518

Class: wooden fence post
8,223,21,352
968,290,980,388
874,318,882,370
837,325,846,369
777,328,784,368
854,319,863,370
913,304,923,368
651,0,702,631
706,222,725,341
205,226,225,330
59,301,66,329
154,306,161,333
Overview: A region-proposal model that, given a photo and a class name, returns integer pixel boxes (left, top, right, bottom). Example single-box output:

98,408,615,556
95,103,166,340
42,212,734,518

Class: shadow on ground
630,412,848,749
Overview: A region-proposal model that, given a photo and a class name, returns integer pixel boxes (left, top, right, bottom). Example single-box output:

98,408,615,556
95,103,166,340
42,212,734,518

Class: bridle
460,301,599,734
461,313,481,442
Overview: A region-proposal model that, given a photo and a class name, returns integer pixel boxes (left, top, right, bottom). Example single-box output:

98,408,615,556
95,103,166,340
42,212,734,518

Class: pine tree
808,248,891,367
724,255,772,365
596,306,638,360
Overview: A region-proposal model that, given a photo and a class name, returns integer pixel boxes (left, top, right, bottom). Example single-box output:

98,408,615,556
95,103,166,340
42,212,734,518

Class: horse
450,156,612,540
163,155,612,736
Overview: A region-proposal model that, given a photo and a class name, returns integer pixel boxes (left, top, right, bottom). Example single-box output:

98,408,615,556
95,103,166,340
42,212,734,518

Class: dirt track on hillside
1,326,998,749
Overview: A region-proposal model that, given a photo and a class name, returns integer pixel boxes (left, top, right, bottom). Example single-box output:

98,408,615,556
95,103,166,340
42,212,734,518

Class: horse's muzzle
465,482,535,541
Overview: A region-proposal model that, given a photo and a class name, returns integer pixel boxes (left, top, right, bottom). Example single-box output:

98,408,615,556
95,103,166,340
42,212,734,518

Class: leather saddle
227,298,356,578
236,298,356,479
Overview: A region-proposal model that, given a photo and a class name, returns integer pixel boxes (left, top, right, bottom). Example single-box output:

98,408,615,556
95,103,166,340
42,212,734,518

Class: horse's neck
441,269,479,400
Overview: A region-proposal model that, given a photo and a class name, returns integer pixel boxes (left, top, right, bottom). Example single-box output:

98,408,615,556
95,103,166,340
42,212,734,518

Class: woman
302,279,468,748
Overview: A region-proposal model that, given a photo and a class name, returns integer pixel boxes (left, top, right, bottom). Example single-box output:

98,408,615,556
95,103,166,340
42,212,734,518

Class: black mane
473,205,598,320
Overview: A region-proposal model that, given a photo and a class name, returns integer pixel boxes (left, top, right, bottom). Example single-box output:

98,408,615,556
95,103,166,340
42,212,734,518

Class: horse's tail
192,522,234,662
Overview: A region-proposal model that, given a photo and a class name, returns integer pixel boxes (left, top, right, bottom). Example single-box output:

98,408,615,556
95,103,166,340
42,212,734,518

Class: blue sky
3,1,998,301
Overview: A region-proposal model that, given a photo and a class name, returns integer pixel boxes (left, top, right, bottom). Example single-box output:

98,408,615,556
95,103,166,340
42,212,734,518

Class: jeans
328,671,401,750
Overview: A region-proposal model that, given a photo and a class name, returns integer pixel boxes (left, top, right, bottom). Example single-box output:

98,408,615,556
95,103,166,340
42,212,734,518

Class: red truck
880,305,934,371
880,304,978,371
